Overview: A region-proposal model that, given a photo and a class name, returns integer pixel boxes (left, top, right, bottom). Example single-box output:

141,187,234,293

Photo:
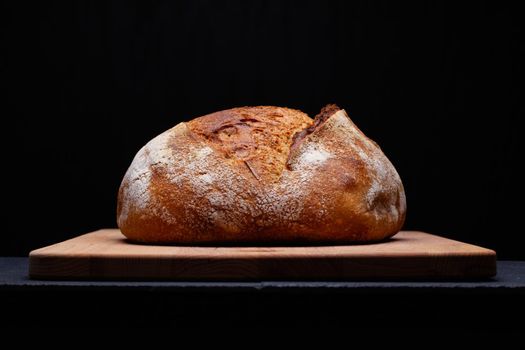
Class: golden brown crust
117,105,406,244
187,106,311,183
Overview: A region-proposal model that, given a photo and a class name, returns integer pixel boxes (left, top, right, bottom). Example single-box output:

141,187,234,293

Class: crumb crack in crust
117,105,406,243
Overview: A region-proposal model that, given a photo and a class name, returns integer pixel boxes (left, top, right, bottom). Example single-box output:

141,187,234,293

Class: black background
2,1,523,258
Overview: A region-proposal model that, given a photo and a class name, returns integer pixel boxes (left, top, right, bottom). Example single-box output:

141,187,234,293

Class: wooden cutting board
28,229,496,280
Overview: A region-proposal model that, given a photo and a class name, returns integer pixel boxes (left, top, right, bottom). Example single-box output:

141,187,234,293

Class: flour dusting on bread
294,143,332,169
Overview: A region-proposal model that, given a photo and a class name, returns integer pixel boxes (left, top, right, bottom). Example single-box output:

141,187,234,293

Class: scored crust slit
117,104,406,244
288,104,341,160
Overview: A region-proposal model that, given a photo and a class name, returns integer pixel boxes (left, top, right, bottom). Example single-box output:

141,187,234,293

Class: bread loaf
117,105,406,243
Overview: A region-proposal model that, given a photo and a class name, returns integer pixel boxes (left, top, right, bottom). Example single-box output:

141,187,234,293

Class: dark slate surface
1,258,523,331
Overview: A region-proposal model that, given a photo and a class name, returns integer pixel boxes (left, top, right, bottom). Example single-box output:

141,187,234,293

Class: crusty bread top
188,106,312,182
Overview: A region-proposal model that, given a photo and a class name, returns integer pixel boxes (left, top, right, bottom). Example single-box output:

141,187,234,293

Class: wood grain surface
29,230,496,280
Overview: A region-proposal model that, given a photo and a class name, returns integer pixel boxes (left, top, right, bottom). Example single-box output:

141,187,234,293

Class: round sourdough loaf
117,105,406,243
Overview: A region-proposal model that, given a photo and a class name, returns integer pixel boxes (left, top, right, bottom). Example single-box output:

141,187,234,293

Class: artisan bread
117,105,406,243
